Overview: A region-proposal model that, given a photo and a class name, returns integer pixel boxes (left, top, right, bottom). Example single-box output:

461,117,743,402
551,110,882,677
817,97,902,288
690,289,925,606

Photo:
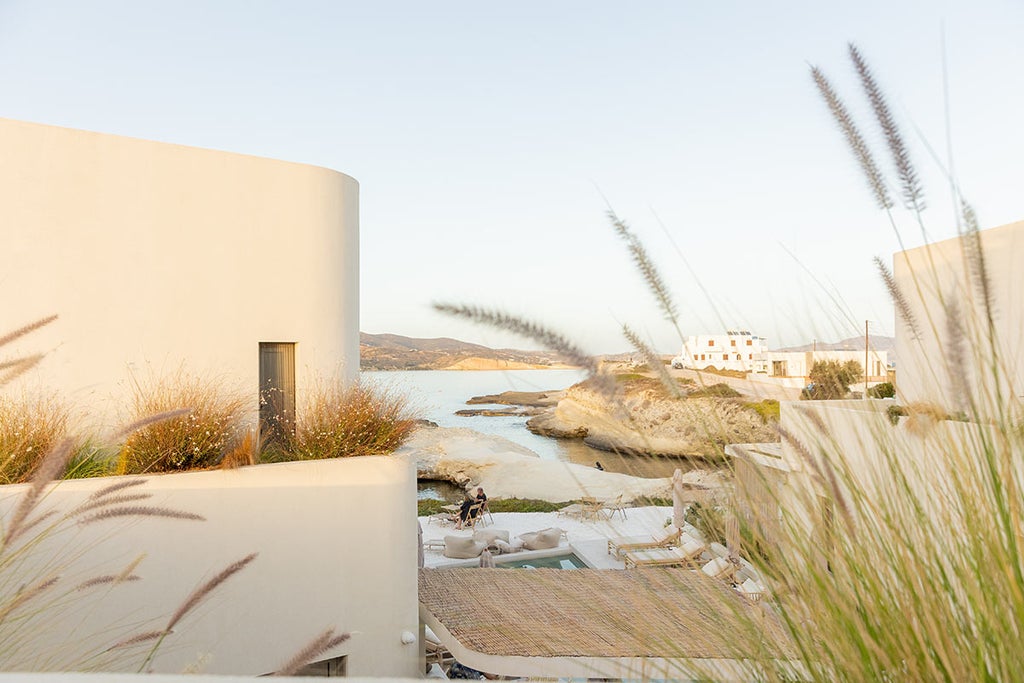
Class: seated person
455,486,487,530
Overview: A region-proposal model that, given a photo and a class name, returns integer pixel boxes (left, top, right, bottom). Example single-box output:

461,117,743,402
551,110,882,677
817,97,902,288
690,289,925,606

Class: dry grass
118,369,247,474
0,391,71,484
278,380,419,460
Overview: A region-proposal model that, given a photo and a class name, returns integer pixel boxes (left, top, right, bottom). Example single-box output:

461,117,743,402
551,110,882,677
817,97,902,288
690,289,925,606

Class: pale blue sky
1,1,1021,353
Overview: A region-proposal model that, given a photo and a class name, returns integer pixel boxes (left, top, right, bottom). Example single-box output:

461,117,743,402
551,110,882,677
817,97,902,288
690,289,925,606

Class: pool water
497,553,587,569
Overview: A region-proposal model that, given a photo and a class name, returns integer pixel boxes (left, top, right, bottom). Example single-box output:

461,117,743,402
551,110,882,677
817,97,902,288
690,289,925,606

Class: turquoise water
362,369,695,499
496,553,588,569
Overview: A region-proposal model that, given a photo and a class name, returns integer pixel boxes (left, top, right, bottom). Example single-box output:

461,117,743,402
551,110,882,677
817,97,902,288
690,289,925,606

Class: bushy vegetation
119,370,247,473
688,382,741,398
417,496,566,516
0,391,70,484
280,381,418,460
743,399,780,422
867,381,895,398
801,359,863,399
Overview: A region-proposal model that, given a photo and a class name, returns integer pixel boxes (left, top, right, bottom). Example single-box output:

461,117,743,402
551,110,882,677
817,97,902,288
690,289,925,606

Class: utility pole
864,320,869,398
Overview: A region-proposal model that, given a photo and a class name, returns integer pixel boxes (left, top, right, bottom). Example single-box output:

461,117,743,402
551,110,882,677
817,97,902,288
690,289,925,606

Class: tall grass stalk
438,44,1023,681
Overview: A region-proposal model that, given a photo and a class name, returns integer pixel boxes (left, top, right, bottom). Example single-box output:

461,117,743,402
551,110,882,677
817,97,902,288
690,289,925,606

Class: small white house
672,331,769,372
759,349,889,386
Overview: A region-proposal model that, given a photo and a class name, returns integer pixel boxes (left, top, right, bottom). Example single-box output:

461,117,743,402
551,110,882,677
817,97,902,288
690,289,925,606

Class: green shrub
119,370,247,473
280,381,418,460
64,439,118,479
868,381,895,399
801,359,863,400
743,399,780,422
689,382,741,398
0,391,70,484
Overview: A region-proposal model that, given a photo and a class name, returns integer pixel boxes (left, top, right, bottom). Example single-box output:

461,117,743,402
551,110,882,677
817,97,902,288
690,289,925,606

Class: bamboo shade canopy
419,568,791,661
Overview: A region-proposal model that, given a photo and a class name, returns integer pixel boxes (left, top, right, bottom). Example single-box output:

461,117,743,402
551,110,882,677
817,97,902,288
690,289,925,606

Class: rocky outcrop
396,426,727,503
527,378,778,459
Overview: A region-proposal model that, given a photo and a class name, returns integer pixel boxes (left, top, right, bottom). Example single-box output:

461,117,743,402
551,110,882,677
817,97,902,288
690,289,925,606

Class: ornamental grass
279,380,418,460
118,369,247,474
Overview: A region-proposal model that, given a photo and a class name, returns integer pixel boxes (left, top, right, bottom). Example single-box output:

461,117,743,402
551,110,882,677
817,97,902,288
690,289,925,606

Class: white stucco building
0,118,359,432
0,120,426,678
672,330,769,372
894,218,1024,411
758,349,889,388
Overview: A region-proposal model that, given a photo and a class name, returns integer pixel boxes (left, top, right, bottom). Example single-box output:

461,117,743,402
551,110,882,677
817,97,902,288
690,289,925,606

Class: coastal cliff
526,375,779,458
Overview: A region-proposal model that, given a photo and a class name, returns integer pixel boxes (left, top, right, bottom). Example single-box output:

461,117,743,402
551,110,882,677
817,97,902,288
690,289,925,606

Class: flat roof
419,567,793,679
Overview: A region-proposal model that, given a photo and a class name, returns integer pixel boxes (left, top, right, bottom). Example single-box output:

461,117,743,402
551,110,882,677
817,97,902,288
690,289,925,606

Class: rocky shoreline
470,377,778,460
399,425,727,504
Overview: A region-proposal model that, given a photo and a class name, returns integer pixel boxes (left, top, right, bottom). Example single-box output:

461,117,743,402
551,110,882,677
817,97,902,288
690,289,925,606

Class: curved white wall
0,457,421,676
0,118,359,426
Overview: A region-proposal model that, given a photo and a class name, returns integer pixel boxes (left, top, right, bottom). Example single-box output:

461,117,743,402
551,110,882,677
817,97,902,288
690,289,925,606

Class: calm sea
362,369,693,498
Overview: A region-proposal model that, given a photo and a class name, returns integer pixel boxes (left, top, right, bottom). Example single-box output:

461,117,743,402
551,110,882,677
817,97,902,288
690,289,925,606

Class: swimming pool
496,552,588,569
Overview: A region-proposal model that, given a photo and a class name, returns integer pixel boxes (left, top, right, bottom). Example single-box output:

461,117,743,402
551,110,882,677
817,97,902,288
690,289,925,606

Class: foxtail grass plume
960,201,996,334
621,324,684,399
164,552,257,632
87,477,149,501
4,438,74,545
810,65,894,211
0,315,57,387
0,575,60,622
272,628,351,676
432,303,614,394
874,256,921,339
608,211,682,334
77,506,205,525
775,424,854,537
74,573,142,591
848,43,925,214
943,296,970,413
0,315,58,349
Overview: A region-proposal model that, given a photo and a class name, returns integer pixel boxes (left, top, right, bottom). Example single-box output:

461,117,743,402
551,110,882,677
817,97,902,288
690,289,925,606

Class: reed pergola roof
419,567,793,679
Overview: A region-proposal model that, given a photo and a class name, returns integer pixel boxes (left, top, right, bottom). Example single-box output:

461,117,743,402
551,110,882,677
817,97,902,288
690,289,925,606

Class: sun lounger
607,525,682,558
622,537,705,569
701,556,738,583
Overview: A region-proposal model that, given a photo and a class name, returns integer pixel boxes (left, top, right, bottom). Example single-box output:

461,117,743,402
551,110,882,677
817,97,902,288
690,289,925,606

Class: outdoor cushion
681,538,704,557
473,529,510,546
443,535,487,559
520,527,562,551
702,556,732,578
493,539,513,554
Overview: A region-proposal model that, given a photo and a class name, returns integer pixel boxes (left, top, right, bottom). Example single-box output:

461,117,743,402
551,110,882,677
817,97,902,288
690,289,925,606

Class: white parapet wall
0,117,360,428
894,219,1024,412
0,456,420,677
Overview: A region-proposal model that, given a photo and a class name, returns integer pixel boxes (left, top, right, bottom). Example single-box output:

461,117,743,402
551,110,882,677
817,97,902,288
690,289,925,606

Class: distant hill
359,332,574,371
778,335,895,357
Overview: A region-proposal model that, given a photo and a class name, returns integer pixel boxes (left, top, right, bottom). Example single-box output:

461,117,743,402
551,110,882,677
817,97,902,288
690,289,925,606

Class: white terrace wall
894,219,1024,413
0,457,420,677
776,399,1016,554
0,118,359,427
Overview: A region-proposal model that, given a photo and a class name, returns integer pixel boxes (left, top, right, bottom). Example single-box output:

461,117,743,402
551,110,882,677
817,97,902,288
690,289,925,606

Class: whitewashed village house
0,119,421,677
672,330,769,372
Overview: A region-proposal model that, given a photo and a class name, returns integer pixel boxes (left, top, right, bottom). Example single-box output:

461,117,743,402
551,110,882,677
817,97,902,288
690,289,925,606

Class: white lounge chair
607,525,682,558
622,537,705,569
